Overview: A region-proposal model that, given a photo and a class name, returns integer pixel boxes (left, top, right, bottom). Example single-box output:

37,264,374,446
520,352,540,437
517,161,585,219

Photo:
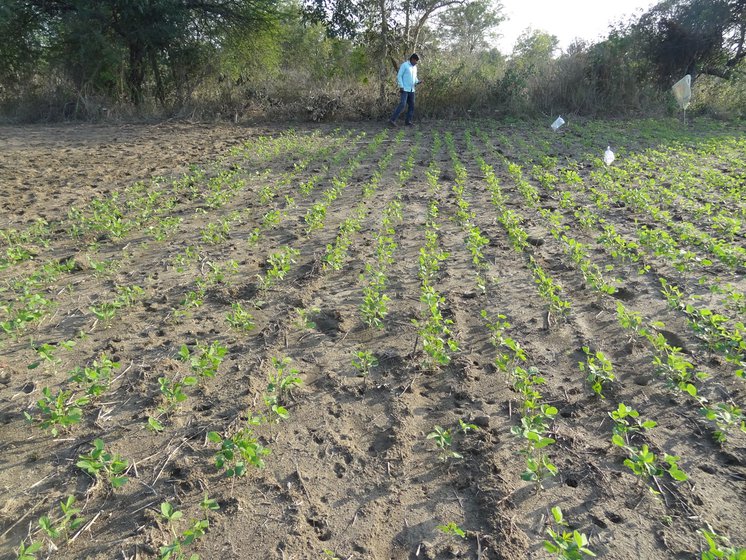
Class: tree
511,28,559,72
0,0,279,105
634,0,746,84
437,0,504,54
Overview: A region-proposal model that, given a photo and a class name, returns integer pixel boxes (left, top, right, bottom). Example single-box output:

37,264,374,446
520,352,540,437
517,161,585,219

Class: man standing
389,53,420,126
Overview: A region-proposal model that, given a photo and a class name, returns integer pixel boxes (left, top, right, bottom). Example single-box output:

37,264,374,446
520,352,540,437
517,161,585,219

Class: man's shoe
405,121,413,126
388,120,397,127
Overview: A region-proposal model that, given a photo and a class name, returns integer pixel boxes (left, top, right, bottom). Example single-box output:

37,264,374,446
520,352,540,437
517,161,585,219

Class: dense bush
0,0,742,122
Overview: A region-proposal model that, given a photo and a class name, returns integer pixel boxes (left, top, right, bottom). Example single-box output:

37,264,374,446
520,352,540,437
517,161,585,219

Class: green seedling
352,350,378,378
157,500,214,560
15,540,42,560
699,527,746,560
69,354,120,397
1,292,52,336
27,340,75,370
179,341,227,378
38,495,85,542
264,357,302,422
89,302,117,323
76,438,129,489
579,347,615,398
180,289,204,309
609,403,656,444
247,228,261,245
200,219,230,244
172,246,200,272
612,438,688,486
148,216,182,241
258,246,299,290
304,202,327,233
25,387,88,437
543,506,596,559
458,418,478,435
158,375,197,410
208,426,270,477
427,425,462,461
436,521,466,539
160,501,183,527
700,403,746,444
225,303,255,332
294,306,319,330
206,260,239,286
200,494,219,520
361,286,390,329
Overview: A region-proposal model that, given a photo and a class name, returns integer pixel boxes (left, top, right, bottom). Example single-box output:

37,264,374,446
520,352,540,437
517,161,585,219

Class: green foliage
225,303,255,332
352,350,378,378
76,439,129,489
38,496,85,543
157,497,219,560
543,506,596,559
578,347,615,398
25,387,88,437
427,425,462,461
178,341,227,378
699,528,746,560
436,521,466,538
15,540,42,560
208,426,269,477
69,354,121,397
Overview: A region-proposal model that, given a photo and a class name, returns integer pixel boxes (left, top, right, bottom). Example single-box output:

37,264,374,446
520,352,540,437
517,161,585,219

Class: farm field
0,117,745,560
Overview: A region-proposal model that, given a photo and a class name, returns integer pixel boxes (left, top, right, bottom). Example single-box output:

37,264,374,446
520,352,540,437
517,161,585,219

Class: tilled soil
0,118,744,560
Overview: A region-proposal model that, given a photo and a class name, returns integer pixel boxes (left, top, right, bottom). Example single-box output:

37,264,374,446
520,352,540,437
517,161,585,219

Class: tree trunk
128,42,146,106
149,49,165,106
404,0,411,57
378,0,388,107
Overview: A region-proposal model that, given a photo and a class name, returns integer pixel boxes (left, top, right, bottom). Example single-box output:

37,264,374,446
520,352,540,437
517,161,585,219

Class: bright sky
495,0,659,53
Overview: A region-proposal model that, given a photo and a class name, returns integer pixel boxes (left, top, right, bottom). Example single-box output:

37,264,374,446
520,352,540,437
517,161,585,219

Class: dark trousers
390,91,415,123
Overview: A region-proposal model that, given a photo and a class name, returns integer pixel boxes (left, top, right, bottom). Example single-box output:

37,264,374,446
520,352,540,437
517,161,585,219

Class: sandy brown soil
0,118,744,560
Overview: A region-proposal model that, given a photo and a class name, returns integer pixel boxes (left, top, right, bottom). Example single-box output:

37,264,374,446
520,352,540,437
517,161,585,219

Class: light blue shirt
397,61,419,92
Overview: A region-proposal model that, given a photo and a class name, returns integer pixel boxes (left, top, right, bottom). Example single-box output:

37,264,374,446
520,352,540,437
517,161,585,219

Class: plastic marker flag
672,75,692,110
551,116,565,131
603,146,615,166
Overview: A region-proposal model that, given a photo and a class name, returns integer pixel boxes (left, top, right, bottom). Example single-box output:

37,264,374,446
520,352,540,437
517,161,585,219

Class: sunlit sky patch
495,0,659,52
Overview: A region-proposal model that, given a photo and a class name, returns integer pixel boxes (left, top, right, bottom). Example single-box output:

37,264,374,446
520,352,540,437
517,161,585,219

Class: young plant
258,246,299,290
293,306,319,330
38,495,85,543
15,540,42,560
25,388,89,437
699,403,746,444
76,439,129,489
543,506,596,559
699,528,746,560
427,425,462,461
436,521,466,539
609,403,656,444
578,347,615,398
27,340,75,371
458,418,478,435
157,499,218,560
263,357,302,422
179,341,227,379
352,350,378,378
612,438,688,487
360,286,390,329
225,303,255,332
208,425,270,478
68,354,121,397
